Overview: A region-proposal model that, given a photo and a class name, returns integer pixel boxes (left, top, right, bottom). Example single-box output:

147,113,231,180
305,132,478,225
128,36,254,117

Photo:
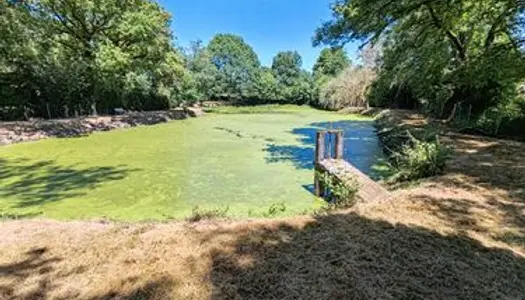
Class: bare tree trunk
445,103,458,123
23,106,31,121
46,102,52,119
90,101,97,116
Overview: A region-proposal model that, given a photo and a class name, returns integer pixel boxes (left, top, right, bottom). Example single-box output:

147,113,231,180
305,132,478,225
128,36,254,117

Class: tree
313,47,351,79
272,51,302,85
207,34,261,101
184,40,220,102
270,51,313,103
314,0,525,117
254,67,279,102
1,0,187,119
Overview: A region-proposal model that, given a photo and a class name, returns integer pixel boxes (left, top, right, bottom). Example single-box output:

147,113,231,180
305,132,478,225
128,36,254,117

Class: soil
0,109,204,146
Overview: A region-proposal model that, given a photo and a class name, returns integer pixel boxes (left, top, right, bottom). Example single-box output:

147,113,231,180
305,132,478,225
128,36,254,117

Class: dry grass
1,110,525,299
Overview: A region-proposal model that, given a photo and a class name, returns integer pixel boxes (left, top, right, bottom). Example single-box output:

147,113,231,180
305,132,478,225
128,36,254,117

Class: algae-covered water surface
0,106,385,220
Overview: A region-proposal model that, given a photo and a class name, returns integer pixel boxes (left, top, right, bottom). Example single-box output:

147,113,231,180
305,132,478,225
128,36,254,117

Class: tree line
0,0,352,120
3,0,524,140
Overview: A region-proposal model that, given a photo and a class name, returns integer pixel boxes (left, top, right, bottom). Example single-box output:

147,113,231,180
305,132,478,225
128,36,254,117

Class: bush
391,131,451,182
318,66,376,110
317,172,359,208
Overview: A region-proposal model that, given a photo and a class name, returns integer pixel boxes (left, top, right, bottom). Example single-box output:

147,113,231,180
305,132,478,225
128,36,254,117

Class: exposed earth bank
0,108,204,146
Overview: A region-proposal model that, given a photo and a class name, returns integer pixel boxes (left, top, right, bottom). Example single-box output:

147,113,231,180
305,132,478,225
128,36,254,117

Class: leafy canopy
206,34,261,101
315,0,525,116
313,47,351,79
1,0,189,118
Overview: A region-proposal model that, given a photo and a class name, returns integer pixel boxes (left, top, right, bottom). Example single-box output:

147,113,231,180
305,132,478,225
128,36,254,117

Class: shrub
318,66,376,110
391,131,451,182
317,172,359,208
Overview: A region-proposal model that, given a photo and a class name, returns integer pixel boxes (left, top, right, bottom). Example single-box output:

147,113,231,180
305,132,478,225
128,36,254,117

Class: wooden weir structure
314,129,390,203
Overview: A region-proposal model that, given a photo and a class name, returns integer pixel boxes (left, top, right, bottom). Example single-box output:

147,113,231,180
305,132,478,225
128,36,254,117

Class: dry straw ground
1,111,524,300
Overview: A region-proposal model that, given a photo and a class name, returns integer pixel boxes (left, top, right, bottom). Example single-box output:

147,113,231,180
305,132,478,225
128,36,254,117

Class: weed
317,172,359,209
261,202,287,217
186,206,229,222
391,131,451,182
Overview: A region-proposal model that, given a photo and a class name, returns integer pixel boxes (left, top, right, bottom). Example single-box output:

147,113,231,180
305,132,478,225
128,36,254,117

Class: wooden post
314,131,326,197
315,131,326,163
335,130,344,159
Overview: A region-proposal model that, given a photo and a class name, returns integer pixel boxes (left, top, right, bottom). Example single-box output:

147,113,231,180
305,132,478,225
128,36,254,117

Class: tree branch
425,4,466,61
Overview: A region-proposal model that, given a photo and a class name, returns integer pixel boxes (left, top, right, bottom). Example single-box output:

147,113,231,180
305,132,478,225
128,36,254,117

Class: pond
0,106,386,220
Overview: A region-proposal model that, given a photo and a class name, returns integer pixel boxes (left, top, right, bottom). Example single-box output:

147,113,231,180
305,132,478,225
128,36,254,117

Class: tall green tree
271,51,314,103
312,47,351,79
207,34,261,101
315,0,525,117
272,51,302,85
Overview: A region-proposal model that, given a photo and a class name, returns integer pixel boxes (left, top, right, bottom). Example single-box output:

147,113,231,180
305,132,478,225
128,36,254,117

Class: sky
157,0,360,71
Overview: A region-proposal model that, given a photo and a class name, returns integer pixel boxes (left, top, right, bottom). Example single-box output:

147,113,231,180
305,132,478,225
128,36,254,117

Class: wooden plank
318,159,390,203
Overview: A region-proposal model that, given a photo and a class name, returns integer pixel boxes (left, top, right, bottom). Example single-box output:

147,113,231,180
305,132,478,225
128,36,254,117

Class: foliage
313,47,351,79
449,95,525,140
261,202,287,217
317,172,359,208
271,51,316,104
315,0,525,119
205,34,261,102
318,66,376,110
181,38,318,105
186,206,230,222
391,131,451,182
272,51,302,84
254,67,280,102
0,0,190,119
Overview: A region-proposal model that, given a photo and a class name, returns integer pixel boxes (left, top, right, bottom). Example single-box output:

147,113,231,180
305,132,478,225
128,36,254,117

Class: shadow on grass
86,277,175,300
0,246,173,300
264,120,386,178
0,247,62,299
0,158,139,208
411,189,525,249
445,135,525,200
209,212,525,299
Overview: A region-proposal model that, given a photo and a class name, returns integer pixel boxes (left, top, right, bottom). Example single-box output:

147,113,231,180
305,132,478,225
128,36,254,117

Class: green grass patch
0,106,381,221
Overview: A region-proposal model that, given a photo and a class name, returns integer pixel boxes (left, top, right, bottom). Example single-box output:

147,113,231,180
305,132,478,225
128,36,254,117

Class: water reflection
265,120,385,179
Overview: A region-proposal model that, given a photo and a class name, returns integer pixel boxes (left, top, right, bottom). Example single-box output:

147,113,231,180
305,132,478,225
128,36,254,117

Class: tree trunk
90,101,97,116
45,102,52,119
445,103,459,123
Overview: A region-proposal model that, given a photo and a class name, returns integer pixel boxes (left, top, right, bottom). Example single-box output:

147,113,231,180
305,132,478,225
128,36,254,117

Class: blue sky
158,0,360,71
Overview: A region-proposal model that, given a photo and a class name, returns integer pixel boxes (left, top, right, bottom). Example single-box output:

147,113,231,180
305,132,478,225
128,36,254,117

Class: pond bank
0,108,204,146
